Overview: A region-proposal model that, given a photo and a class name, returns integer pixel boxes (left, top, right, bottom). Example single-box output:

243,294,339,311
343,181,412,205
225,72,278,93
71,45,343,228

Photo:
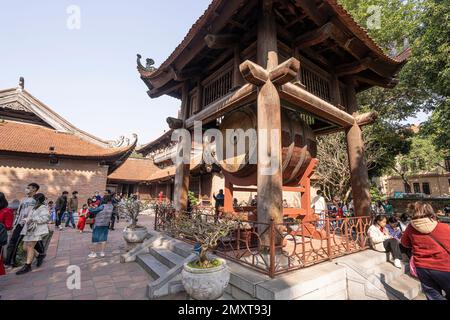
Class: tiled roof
108,158,159,182
142,0,410,81
0,121,134,159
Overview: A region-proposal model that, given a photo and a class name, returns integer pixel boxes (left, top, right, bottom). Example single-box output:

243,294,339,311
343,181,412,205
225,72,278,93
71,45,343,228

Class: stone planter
123,226,148,244
181,258,230,300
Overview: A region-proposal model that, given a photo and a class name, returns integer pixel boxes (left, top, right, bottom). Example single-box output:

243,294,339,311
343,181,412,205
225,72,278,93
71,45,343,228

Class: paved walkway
0,215,155,300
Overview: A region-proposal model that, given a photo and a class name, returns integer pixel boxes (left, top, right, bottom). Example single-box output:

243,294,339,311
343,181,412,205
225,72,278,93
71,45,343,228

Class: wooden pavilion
137,0,410,230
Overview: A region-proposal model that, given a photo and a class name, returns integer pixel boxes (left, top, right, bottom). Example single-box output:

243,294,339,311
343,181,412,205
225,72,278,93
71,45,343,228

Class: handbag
26,220,37,233
409,256,418,277
85,217,95,225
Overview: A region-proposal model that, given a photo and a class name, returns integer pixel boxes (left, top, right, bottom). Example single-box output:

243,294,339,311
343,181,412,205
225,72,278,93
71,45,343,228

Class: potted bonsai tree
120,198,150,246
168,212,235,300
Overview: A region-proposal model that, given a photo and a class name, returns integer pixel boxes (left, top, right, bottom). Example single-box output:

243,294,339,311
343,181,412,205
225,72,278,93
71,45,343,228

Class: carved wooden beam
166,117,184,130
280,82,355,127
204,34,240,49
335,58,371,77
294,0,326,26
354,75,399,89
294,22,334,48
148,82,184,98
240,58,300,86
355,111,379,126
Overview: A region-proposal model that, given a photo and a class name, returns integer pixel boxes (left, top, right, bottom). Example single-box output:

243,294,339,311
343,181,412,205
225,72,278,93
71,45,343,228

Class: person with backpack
0,193,14,276
401,202,450,300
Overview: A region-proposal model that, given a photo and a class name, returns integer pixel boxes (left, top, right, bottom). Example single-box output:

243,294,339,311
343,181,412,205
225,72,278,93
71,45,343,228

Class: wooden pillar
233,46,245,89
257,0,278,70
174,83,191,212
195,80,203,114
224,178,234,213
345,81,371,216
256,0,283,229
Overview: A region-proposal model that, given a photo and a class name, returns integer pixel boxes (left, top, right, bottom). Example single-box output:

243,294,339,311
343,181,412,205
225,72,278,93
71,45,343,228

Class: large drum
216,106,317,186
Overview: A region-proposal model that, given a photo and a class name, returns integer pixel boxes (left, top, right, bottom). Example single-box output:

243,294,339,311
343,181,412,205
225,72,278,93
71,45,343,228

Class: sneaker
36,254,46,267
394,259,402,269
88,252,97,258
58,226,63,230
16,264,32,275
100,252,105,257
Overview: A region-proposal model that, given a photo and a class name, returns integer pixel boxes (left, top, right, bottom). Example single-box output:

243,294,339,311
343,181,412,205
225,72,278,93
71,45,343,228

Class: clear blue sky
0,0,210,145
0,0,427,145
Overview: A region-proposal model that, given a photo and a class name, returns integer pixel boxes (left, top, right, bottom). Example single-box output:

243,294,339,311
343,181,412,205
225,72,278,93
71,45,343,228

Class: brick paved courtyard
0,215,155,300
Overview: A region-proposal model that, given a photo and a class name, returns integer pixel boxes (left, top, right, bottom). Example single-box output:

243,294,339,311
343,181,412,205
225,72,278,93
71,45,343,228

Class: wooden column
256,0,283,231
224,178,234,213
345,81,371,216
174,83,191,212
257,0,278,70
233,46,245,88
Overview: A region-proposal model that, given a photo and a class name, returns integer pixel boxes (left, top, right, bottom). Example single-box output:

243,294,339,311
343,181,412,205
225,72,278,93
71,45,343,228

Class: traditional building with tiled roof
0,78,136,204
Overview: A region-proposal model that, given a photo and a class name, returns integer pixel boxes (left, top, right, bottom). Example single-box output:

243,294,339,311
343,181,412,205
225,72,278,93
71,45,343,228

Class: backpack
0,223,8,246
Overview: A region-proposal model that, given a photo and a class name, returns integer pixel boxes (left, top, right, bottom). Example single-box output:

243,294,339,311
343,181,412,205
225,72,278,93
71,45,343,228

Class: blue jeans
65,211,76,228
416,267,450,300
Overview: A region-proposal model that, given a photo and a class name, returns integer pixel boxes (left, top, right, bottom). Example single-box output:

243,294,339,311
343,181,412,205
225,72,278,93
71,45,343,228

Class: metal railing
153,204,371,278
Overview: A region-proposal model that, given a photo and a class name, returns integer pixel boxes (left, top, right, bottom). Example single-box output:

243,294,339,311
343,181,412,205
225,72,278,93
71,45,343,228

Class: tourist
0,193,14,276
213,190,225,209
77,204,89,233
250,195,257,207
386,216,402,240
109,193,120,231
5,183,46,268
48,201,56,224
88,195,114,258
367,215,403,268
94,191,102,203
375,201,385,215
158,191,164,203
283,199,289,208
233,198,239,208
55,191,69,230
383,200,394,216
401,202,450,300
87,198,97,230
399,212,410,232
348,199,354,216
311,190,326,229
16,193,50,275
66,191,78,229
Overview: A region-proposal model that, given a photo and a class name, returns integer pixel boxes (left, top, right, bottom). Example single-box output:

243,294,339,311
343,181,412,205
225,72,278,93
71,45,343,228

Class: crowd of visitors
0,183,136,278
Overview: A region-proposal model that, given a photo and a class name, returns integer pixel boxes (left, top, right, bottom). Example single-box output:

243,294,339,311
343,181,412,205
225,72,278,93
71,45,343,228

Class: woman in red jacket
0,193,14,276
401,202,450,300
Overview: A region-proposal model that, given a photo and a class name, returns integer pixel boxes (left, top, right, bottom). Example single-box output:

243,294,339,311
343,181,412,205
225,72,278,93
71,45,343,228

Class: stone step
136,253,170,280
369,262,406,285
386,274,422,300
149,247,186,268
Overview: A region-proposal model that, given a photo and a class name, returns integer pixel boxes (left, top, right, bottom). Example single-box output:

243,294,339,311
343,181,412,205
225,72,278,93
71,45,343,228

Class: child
48,201,56,224
77,204,89,233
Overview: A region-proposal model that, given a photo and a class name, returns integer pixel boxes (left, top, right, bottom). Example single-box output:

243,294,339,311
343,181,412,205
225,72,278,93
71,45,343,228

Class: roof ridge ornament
137,54,156,72
17,77,25,91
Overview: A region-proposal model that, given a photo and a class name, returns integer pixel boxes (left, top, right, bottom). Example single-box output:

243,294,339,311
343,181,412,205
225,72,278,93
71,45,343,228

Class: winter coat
89,204,114,227
368,224,391,252
68,197,79,212
20,205,50,238
401,218,450,273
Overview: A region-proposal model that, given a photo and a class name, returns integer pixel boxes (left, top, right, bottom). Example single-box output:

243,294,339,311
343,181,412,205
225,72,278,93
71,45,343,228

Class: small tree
167,212,236,268
119,198,150,229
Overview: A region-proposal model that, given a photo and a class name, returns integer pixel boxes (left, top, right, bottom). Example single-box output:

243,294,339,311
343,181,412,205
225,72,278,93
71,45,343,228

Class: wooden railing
202,68,233,107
